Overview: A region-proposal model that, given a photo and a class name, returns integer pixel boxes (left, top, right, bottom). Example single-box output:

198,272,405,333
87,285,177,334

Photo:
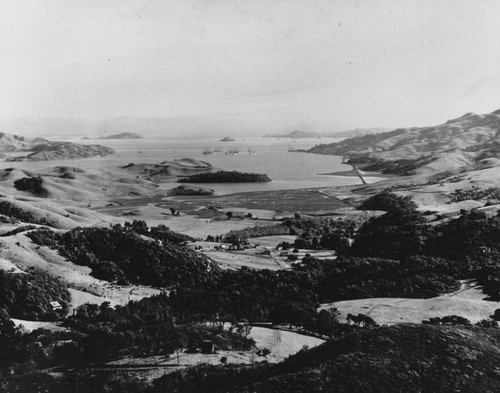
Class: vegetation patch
179,170,271,183
448,186,500,203
13,177,49,197
358,191,417,212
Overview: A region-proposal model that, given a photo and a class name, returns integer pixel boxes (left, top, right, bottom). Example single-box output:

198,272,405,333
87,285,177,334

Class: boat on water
225,147,240,155
202,148,213,155
247,148,255,155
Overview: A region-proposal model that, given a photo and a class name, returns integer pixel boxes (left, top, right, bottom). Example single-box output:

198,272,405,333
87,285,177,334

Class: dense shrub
13,177,45,194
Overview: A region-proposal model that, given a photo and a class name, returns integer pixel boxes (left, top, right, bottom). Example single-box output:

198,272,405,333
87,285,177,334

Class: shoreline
317,168,397,179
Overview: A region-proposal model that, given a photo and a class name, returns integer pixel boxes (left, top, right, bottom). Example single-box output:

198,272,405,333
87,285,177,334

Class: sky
1,0,500,133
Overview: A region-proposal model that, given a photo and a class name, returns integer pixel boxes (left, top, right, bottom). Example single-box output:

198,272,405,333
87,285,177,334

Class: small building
50,301,62,311
201,340,215,354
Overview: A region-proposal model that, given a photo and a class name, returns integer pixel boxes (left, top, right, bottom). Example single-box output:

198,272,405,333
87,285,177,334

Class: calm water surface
0,137,384,195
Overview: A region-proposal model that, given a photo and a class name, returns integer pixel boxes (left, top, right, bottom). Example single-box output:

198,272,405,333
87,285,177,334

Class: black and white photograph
1,0,500,392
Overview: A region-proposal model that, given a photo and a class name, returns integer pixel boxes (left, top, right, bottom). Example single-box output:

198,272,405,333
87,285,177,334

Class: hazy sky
1,0,500,132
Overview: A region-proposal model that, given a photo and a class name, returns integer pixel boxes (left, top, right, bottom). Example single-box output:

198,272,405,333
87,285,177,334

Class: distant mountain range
84,132,143,140
307,110,500,176
0,116,295,138
0,116,394,139
265,130,322,138
0,132,114,161
332,127,394,138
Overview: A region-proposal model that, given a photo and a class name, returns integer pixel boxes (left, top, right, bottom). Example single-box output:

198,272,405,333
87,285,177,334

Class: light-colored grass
0,257,24,273
204,251,282,270
11,319,66,332
106,325,324,379
249,235,297,248
320,281,499,325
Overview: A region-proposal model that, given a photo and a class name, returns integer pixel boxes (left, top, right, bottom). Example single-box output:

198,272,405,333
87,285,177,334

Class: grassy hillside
307,110,500,175
0,133,115,161
26,223,217,287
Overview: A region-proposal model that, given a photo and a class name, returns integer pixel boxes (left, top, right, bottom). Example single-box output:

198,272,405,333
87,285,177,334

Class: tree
226,211,233,220
491,309,500,321
358,191,417,212
476,319,499,328
269,302,316,329
0,307,16,342
347,313,377,327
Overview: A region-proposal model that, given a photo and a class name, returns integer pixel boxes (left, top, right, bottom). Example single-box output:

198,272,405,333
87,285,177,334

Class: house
50,301,62,311
201,340,215,354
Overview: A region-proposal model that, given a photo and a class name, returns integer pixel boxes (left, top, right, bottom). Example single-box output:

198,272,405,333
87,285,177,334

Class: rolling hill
0,132,115,161
308,110,500,175
121,158,213,178
154,324,500,393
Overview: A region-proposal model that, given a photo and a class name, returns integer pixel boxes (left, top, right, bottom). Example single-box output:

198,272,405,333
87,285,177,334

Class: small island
100,132,143,139
178,170,271,183
220,136,235,142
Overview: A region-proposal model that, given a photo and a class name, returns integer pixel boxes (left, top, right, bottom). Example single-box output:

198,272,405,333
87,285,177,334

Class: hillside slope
308,110,500,175
155,324,500,393
0,132,115,160
121,158,213,178
7,141,114,161
0,166,158,229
